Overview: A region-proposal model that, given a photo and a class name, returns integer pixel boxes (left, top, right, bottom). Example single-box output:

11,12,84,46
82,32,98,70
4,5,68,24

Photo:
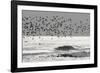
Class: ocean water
22,36,90,62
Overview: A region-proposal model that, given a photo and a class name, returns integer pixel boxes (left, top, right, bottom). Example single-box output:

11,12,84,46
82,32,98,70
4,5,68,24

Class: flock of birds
22,15,90,36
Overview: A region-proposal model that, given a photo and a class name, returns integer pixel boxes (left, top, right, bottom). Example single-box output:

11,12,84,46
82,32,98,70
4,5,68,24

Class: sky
22,10,90,36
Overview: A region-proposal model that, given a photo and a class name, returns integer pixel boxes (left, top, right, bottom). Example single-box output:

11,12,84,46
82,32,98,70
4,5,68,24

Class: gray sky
22,10,90,36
